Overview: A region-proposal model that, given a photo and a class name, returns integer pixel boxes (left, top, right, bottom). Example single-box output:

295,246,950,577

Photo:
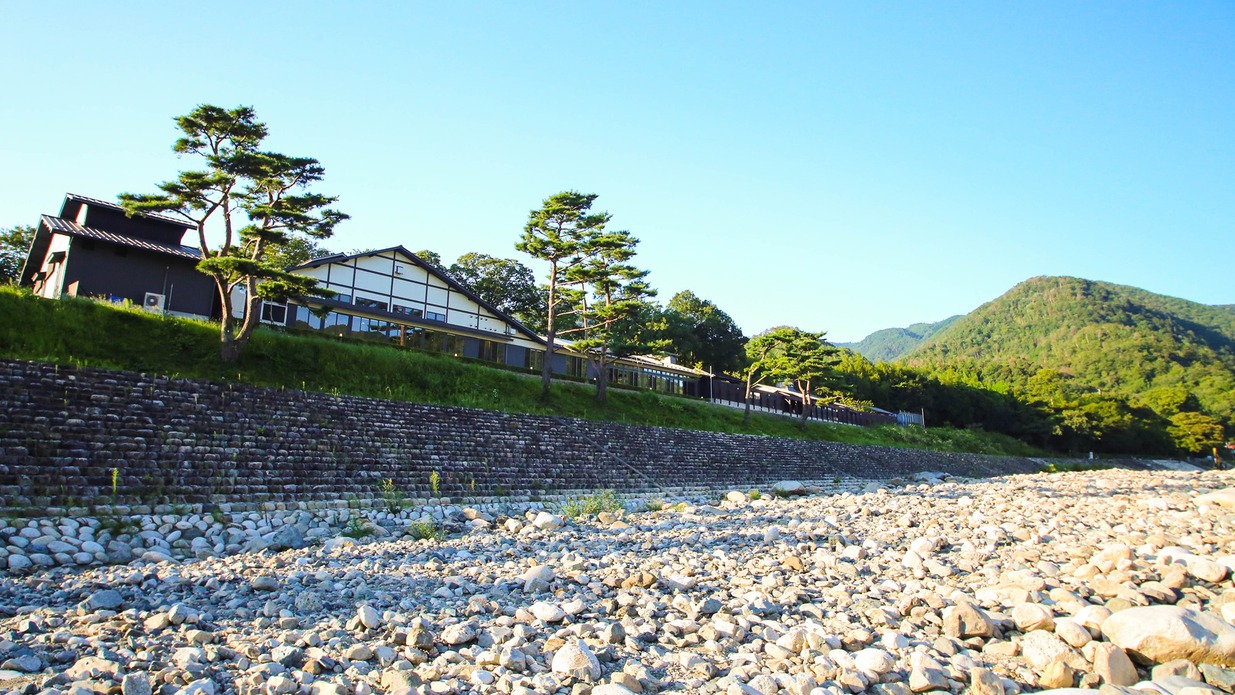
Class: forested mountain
884,276,1233,454
838,316,960,362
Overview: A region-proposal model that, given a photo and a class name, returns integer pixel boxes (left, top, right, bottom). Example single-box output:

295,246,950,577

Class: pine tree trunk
743,374,753,425
596,360,608,406
798,381,811,431
540,329,555,399
539,269,557,400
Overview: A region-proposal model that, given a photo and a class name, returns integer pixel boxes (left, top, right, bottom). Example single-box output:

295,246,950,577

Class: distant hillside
838,316,960,362
902,276,1235,429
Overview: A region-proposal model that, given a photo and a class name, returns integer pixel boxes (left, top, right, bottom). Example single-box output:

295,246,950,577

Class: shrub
408,520,444,541
559,489,623,519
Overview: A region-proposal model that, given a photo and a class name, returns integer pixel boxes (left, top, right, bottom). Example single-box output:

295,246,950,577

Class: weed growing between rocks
558,489,623,519
378,479,408,514
341,517,373,539
407,520,444,541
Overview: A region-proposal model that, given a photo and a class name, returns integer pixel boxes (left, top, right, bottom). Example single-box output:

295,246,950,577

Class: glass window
393,304,423,318
444,334,466,357
421,329,444,352
566,356,586,379
426,310,446,322
324,312,351,337
527,349,544,372
354,297,388,311
480,341,505,363
260,301,287,324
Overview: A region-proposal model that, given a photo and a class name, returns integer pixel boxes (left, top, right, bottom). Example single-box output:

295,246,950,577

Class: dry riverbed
1,468,1234,695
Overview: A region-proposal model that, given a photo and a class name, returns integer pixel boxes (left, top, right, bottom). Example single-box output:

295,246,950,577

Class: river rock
551,639,601,681
1101,606,1235,666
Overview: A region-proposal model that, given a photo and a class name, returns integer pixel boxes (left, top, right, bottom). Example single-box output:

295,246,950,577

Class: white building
272,247,703,395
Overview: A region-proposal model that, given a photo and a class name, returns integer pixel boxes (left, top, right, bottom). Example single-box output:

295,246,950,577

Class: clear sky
1,2,1231,341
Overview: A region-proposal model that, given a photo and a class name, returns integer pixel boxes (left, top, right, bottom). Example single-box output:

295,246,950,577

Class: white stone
1102,606,1235,666
551,640,601,681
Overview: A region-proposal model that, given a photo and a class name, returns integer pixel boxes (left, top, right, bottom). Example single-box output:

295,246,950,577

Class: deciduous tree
665,290,746,373
0,224,36,284
121,105,347,363
448,253,546,331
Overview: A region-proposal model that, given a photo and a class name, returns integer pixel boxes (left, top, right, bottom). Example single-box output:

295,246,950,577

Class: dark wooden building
20,194,216,317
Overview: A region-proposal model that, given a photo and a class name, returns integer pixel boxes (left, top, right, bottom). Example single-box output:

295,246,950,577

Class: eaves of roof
65,193,193,229
42,215,202,260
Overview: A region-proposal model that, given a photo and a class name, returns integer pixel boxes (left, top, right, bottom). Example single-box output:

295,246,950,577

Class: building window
393,304,423,318
480,340,505,363
355,297,388,311
425,310,446,322
444,334,466,357
565,355,587,379
260,301,287,324
527,349,544,372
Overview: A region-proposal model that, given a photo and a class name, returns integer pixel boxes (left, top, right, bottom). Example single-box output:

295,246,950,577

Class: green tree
764,327,841,430
516,191,626,398
663,290,747,373
415,249,444,270
264,236,335,269
0,224,36,284
558,231,663,404
1169,411,1225,455
120,104,347,363
448,253,547,331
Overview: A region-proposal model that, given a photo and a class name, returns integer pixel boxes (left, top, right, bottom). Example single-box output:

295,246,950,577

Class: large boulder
943,602,995,638
1101,606,1235,666
772,480,807,497
1196,488,1235,509
551,640,601,682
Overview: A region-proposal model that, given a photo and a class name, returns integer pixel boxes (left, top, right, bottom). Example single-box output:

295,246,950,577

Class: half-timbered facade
275,247,546,370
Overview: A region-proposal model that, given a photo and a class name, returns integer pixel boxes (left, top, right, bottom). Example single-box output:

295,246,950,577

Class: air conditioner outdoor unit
143,292,166,312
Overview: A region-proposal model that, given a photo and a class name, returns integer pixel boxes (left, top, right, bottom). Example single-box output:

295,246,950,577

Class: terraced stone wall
0,359,1101,511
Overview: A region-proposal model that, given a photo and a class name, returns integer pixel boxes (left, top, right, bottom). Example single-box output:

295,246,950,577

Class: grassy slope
0,287,1044,457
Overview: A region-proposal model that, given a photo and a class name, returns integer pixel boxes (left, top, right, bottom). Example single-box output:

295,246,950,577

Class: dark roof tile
43,215,202,261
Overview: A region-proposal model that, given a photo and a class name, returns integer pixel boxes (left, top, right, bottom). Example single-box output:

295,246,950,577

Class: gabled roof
64,193,194,229
291,246,545,345
42,216,202,260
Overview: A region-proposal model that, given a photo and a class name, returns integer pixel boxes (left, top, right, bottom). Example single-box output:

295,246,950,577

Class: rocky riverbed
1,468,1234,695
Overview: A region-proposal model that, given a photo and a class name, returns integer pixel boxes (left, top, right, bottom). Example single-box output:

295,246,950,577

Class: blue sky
2,2,1231,341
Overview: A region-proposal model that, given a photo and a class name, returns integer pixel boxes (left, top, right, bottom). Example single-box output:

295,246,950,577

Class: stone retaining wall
0,359,1136,512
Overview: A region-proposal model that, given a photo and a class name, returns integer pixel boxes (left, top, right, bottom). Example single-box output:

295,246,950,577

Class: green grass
0,287,1045,457
1039,461,1114,473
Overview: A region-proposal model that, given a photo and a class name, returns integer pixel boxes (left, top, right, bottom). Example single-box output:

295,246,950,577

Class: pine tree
120,105,347,363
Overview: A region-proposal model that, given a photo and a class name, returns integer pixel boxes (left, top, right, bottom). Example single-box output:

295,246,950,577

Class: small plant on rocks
341,517,373,539
378,478,407,514
559,489,623,519
429,470,441,497
408,520,444,541
748,489,762,500
643,498,666,512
